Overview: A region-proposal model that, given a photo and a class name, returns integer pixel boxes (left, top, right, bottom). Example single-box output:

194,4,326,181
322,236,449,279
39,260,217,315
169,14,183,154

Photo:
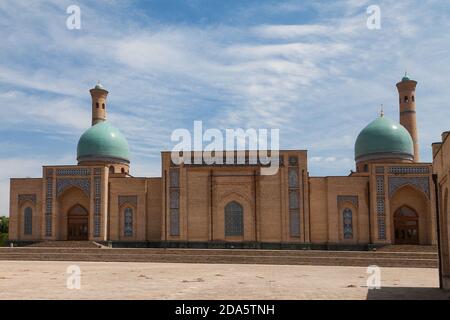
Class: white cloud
253,24,334,39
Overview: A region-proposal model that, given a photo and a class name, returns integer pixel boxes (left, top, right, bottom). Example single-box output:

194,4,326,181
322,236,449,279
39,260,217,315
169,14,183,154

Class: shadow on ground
367,287,450,300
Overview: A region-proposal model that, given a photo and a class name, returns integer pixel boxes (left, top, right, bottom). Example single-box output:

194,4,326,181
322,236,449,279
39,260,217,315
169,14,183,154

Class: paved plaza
0,261,449,300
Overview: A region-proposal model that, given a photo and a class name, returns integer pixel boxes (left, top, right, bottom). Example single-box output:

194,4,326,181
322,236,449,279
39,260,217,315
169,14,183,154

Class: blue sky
1,0,450,215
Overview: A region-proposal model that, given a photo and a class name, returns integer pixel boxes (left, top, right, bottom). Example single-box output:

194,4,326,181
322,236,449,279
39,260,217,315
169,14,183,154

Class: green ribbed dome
355,116,413,161
77,121,130,163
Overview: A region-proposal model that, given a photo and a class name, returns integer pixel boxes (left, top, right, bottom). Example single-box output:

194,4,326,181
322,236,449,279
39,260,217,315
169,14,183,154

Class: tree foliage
0,216,8,234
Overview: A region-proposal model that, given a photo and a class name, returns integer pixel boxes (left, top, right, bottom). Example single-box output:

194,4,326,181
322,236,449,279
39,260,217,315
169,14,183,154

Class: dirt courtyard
0,261,449,300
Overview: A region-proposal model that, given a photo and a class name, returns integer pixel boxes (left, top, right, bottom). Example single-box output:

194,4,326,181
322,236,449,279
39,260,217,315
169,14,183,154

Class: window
290,209,300,237
288,168,299,188
404,96,409,103
412,95,415,102
343,208,353,239
364,164,369,172
289,190,299,209
102,103,105,109
225,201,243,237
170,169,180,188
169,169,180,236
109,166,114,174
170,190,179,209
288,161,301,237
24,207,32,235
121,168,125,174
96,102,99,108
124,207,133,237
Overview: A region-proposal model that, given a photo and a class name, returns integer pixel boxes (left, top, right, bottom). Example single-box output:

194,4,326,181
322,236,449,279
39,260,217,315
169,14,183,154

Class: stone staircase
0,245,438,268
25,241,103,248
376,244,438,253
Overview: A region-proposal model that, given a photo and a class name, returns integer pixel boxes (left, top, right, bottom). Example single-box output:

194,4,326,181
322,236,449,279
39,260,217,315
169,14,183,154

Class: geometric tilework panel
388,176,430,199
56,178,90,197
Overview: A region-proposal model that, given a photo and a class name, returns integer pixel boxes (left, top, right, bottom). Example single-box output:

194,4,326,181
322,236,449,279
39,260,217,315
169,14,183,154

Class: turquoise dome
355,116,414,161
77,121,130,163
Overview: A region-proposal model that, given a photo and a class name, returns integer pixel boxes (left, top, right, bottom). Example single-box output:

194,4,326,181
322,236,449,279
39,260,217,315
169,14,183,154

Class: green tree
0,216,8,246
0,216,8,233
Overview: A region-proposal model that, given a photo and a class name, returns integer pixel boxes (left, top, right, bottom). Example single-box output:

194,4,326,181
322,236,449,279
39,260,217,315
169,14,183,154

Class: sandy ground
0,260,449,300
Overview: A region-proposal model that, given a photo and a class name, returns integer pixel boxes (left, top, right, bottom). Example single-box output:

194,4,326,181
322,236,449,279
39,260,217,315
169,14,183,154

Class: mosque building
8,75,437,248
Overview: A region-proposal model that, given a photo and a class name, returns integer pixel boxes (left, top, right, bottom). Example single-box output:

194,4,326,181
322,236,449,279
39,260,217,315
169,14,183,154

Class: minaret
396,72,419,161
90,81,108,125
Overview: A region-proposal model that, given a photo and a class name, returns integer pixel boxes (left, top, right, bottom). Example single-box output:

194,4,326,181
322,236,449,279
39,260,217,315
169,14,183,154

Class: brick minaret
90,81,108,125
396,73,419,161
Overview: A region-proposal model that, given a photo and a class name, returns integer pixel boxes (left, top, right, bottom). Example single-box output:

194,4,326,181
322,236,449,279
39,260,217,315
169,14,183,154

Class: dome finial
402,69,410,82
94,81,105,90
380,104,384,117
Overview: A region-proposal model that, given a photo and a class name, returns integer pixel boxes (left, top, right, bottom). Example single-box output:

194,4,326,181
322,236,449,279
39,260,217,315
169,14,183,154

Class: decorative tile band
56,178,91,197
45,177,53,237
376,175,384,195
377,217,386,240
388,166,429,174
56,168,91,176
388,176,430,199
94,176,101,237
376,175,386,240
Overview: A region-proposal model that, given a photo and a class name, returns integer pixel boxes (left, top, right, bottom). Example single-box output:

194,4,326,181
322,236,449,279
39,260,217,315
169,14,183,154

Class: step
0,252,437,268
26,241,102,248
376,245,438,253
0,247,438,260
0,247,438,268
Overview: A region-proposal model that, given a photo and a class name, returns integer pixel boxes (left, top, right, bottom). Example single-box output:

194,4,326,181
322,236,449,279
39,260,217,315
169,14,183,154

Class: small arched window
124,207,133,237
404,96,409,103
109,166,114,174
102,103,105,109
412,95,415,102
121,168,125,174
364,164,369,172
225,201,243,237
24,207,32,235
343,208,353,239
96,102,99,108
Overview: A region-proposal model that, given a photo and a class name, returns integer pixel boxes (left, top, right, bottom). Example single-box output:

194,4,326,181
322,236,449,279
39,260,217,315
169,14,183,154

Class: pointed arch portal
394,206,419,244
67,204,89,240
